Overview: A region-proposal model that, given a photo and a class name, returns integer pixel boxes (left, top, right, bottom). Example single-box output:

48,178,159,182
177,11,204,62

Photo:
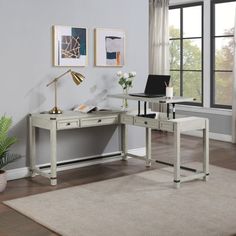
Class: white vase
0,170,7,192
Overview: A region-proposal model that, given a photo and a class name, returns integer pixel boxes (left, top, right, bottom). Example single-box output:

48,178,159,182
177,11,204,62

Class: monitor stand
137,101,156,119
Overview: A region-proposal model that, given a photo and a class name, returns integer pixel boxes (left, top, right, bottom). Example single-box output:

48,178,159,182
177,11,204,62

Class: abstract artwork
95,28,125,66
53,25,88,66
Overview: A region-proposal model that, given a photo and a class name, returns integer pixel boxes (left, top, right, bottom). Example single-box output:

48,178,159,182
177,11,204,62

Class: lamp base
49,107,63,114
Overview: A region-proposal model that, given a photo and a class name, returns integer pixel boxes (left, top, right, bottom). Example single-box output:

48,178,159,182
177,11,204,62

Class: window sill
176,104,232,116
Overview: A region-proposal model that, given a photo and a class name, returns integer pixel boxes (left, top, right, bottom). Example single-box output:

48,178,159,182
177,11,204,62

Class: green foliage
170,26,234,105
0,116,20,169
170,26,202,102
214,28,234,106
119,78,133,90
117,72,136,91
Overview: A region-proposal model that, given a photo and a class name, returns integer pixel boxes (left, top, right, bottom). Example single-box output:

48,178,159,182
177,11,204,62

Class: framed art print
95,28,125,67
53,25,88,66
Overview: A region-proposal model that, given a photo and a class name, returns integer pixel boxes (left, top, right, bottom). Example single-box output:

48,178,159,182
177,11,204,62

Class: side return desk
109,94,209,188
29,95,209,188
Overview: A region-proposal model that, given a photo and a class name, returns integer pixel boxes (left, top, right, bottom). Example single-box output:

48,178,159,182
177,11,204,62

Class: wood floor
0,131,236,236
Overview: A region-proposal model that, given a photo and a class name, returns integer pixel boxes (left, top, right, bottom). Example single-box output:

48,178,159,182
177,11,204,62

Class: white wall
0,0,149,169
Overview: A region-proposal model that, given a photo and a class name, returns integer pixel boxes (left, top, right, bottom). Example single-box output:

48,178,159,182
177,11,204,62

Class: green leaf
0,116,12,141
0,136,17,157
0,115,20,169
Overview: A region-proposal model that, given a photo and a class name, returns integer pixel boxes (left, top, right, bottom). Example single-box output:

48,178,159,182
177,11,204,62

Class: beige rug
4,164,236,236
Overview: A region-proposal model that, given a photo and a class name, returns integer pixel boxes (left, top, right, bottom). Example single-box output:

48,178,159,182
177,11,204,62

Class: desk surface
30,111,121,121
108,94,193,103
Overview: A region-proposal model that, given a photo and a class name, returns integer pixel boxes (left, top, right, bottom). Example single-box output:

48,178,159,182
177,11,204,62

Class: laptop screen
144,75,170,95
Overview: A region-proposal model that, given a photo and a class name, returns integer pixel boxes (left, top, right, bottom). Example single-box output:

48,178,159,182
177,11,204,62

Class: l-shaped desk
29,95,209,188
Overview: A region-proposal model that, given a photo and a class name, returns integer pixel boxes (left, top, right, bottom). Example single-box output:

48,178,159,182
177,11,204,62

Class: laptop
129,74,170,98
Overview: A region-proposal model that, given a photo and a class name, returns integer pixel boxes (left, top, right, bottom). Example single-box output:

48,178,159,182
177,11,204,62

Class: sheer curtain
232,9,236,143
149,0,170,112
149,0,170,75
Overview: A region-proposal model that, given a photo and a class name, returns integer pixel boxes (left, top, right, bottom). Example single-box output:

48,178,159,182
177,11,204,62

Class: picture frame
95,28,125,67
53,25,88,67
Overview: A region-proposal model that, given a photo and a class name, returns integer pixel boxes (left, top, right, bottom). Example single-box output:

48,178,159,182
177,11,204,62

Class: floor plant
0,115,21,192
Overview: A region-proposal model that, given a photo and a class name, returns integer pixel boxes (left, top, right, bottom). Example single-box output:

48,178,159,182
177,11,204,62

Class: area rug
4,164,236,236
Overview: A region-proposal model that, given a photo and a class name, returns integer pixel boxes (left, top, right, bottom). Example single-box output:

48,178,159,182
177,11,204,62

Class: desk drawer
57,119,79,130
120,114,134,125
134,117,159,129
160,121,174,132
80,116,118,128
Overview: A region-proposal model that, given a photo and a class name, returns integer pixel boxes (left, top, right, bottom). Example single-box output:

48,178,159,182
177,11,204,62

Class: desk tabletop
30,110,121,121
108,94,193,104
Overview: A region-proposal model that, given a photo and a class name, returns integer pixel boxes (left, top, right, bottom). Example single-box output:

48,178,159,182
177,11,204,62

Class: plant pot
0,170,7,192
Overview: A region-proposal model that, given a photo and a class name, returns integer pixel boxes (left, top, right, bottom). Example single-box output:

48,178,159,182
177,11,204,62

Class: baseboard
182,130,232,142
6,147,145,181
6,167,30,181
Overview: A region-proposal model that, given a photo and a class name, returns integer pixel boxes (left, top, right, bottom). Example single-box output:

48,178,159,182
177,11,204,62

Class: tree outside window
169,3,203,105
211,0,236,108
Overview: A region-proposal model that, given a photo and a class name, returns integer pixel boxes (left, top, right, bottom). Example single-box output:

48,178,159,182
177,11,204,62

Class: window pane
170,40,180,70
215,37,234,71
183,71,202,103
169,9,180,38
215,2,236,36
183,39,202,70
183,6,202,37
170,71,180,96
215,72,233,106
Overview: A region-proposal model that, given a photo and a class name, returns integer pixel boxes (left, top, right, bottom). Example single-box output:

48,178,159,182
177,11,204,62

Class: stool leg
174,124,180,188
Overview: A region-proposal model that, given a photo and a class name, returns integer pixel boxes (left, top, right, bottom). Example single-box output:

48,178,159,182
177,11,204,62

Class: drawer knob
66,122,71,126
98,119,102,123
144,121,148,125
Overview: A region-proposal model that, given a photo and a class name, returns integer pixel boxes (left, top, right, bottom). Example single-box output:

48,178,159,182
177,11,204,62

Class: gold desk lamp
46,69,85,114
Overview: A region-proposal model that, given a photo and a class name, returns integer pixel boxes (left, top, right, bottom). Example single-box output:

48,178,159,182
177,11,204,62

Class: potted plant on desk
0,115,21,192
116,71,136,110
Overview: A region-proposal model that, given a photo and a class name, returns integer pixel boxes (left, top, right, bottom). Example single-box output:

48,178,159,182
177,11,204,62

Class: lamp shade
71,71,85,85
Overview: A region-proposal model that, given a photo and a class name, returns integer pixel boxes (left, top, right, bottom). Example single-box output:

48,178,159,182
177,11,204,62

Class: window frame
210,0,236,109
169,2,204,106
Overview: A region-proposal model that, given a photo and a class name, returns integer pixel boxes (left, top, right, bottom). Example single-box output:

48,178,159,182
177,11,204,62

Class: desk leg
174,124,180,189
29,115,36,177
145,128,152,167
121,124,128,161
167,104,170,119
172,103,176,119
50,121,57,185
138,101,141,116
203,119,209,181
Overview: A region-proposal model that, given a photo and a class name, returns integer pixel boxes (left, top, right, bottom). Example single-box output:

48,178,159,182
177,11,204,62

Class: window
169,3,203,105
211,0,236,109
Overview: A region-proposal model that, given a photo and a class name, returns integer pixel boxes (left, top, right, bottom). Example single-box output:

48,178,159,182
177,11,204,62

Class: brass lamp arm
46,69,72,87
46,69,85,114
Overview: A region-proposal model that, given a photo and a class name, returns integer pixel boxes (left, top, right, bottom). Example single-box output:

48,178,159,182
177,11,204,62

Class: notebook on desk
129,74,170,98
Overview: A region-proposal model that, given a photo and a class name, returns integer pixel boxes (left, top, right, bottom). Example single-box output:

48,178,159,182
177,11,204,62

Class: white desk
108,94,209,188
29,109,209,188
29,111,122,185
108,94,193,103
120,111,209,188
108,94,194,119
